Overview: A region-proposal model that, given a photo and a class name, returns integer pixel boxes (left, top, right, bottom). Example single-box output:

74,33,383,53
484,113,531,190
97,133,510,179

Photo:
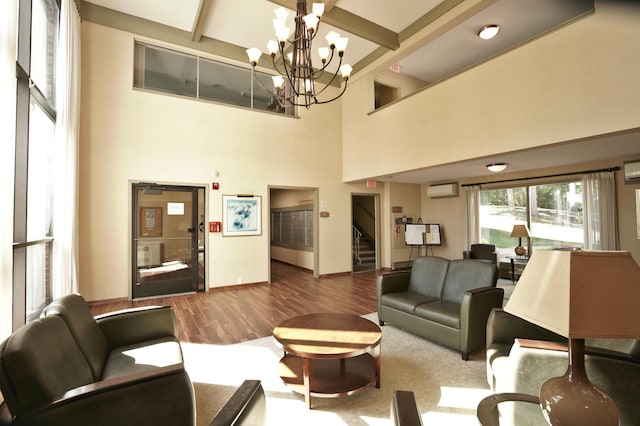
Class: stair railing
352,225,363,264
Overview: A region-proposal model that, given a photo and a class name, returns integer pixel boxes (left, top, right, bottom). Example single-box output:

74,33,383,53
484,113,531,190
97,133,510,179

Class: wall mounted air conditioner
624,160,640,184
427,182,459,198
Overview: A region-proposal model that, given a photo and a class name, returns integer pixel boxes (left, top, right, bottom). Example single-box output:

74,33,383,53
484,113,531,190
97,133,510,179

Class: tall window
479,180,583,259
13,0,60,326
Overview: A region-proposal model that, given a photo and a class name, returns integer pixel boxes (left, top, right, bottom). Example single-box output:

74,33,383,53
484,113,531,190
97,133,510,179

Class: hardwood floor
89,261,382,345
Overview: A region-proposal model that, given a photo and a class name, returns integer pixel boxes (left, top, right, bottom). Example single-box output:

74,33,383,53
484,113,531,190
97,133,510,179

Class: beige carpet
183,312,492,426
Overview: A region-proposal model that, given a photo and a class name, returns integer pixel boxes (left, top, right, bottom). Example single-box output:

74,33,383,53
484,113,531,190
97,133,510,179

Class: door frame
129,180,208,300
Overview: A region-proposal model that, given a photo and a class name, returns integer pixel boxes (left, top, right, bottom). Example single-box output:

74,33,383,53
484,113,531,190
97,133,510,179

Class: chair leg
379,320,385,326
462,353,469,361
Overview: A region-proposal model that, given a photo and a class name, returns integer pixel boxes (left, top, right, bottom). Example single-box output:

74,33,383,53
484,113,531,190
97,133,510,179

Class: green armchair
0,294,266,426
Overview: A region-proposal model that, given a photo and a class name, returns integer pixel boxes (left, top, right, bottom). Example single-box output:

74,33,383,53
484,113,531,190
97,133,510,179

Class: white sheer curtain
465,185,481,248
582,171,618,250
52,0,81,297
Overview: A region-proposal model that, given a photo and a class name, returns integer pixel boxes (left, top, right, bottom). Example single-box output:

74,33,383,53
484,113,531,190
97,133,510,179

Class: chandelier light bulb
340,64,353,79
274,7,289,21
276,27,290,43
272,75,284,89
267,40,279,56
318,47,330,62
304,79,313,94
325,31,341,48
312,3,324,18
245,47,262,65
303,13,319,32
335,37,349,53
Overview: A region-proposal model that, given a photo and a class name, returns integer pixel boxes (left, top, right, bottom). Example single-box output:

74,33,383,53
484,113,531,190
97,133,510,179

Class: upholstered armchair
463,244,498,265
0,294,266,426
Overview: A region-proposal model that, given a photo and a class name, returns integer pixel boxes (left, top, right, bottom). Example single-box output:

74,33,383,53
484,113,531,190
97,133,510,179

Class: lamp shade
510,224,530,239
505,250,640,338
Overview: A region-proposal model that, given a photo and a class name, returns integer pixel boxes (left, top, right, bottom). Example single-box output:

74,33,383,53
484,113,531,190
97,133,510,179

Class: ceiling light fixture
487,163,508,172
478,25,500,40
246,1,352,110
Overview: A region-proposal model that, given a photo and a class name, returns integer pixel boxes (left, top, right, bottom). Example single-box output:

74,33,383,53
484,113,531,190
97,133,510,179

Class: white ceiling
79,0,640,184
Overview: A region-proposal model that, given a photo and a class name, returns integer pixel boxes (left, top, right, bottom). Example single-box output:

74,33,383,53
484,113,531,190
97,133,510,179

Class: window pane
31,0,59,102
26,242,52,320
529,183,583,250
134,44,198,98
27,97,55,240
479,187,527,258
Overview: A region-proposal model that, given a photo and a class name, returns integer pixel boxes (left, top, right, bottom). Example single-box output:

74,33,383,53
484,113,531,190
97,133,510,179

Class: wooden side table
506,255,529,284
273,313,382,408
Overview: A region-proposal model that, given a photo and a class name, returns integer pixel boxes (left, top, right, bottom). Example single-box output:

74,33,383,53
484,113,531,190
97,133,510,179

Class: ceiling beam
267,0,400,50
191,0,213,42
78,1,342,87
322,0,339,13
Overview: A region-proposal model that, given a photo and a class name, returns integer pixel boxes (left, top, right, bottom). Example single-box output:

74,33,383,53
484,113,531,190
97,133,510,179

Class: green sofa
486,308,640,425
0,294,265,426
377,256,502,360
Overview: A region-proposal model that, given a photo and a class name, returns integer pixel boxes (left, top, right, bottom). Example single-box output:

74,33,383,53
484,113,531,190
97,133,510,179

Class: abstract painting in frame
222,195,261,236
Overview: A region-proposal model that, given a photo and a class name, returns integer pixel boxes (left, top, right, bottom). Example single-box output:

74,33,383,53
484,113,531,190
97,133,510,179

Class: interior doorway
268,186,319,283
131,183,206,299
352,194,379,272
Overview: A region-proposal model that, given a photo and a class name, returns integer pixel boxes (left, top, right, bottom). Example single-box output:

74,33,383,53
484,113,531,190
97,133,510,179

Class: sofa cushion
380,292,439,313
407,256,449,299
42,293,109,380
414,300,460,329
441,259,497,304
101,337,185,381
0,316,94,416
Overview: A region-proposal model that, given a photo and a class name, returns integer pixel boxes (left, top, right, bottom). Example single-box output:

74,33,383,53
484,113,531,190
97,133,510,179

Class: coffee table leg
303,357,312,409
374,344,381,388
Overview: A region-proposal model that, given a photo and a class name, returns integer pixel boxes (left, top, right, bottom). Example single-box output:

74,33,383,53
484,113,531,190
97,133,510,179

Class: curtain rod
461,166,620,187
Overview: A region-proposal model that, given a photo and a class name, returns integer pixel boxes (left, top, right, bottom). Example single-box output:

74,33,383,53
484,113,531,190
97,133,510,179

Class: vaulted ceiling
78,0,640,183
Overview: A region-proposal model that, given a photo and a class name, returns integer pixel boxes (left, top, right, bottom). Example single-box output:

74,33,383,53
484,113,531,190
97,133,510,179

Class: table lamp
504,249,640,426
510,224,530,256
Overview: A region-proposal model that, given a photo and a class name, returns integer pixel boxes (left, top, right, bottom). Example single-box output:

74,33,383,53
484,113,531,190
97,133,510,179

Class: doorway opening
268,186,319,283
352,194,379,272
131,183,206,299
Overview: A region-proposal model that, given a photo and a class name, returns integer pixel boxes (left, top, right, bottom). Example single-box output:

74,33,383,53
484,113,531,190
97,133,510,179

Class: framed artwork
222,195,262,236
140,207,162,237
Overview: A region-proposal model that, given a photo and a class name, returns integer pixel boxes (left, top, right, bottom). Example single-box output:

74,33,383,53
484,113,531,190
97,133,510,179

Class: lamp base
514,246,526,256
539,339,620,426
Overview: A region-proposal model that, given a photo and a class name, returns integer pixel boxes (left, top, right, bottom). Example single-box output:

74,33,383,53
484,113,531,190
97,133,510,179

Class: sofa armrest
209,380,265,426
12,364,195,426
391,390,423,426
96,306,178,348
486,309,566,350
459,287,504,359
377,272,410,296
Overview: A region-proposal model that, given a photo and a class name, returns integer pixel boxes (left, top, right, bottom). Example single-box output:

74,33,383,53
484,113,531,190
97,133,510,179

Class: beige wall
79,22,384,301
341,2,640,182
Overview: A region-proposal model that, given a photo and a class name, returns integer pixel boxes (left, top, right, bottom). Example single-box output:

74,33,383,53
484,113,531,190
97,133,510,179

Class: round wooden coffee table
273,313,382,409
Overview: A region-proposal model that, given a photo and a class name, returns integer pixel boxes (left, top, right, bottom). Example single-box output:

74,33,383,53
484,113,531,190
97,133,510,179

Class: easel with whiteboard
405,224,442,262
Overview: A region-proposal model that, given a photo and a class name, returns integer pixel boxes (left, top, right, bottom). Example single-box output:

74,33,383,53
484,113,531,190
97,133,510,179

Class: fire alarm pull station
211,182,219,190
209,222,221,233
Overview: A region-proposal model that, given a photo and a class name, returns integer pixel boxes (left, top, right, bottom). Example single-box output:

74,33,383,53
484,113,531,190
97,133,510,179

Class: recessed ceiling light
479,25,500,40
487,163,508,172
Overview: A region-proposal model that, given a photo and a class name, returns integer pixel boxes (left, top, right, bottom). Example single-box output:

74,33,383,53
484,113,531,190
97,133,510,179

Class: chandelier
246,1,352,109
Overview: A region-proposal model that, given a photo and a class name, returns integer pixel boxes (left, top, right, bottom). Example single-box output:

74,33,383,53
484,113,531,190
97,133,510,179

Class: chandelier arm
248,69,288,109
307,55,343,98
312,79,349,105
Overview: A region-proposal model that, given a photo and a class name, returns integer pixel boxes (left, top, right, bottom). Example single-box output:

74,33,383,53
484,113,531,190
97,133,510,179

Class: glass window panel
30,0,58,102
479,187,527,258
135,44,198,98
27,97,55,240
529,182,583,250
26,242,51,320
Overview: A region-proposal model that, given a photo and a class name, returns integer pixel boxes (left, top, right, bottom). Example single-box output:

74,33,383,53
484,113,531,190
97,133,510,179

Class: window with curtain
13,0,60,325
479,180,584,259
